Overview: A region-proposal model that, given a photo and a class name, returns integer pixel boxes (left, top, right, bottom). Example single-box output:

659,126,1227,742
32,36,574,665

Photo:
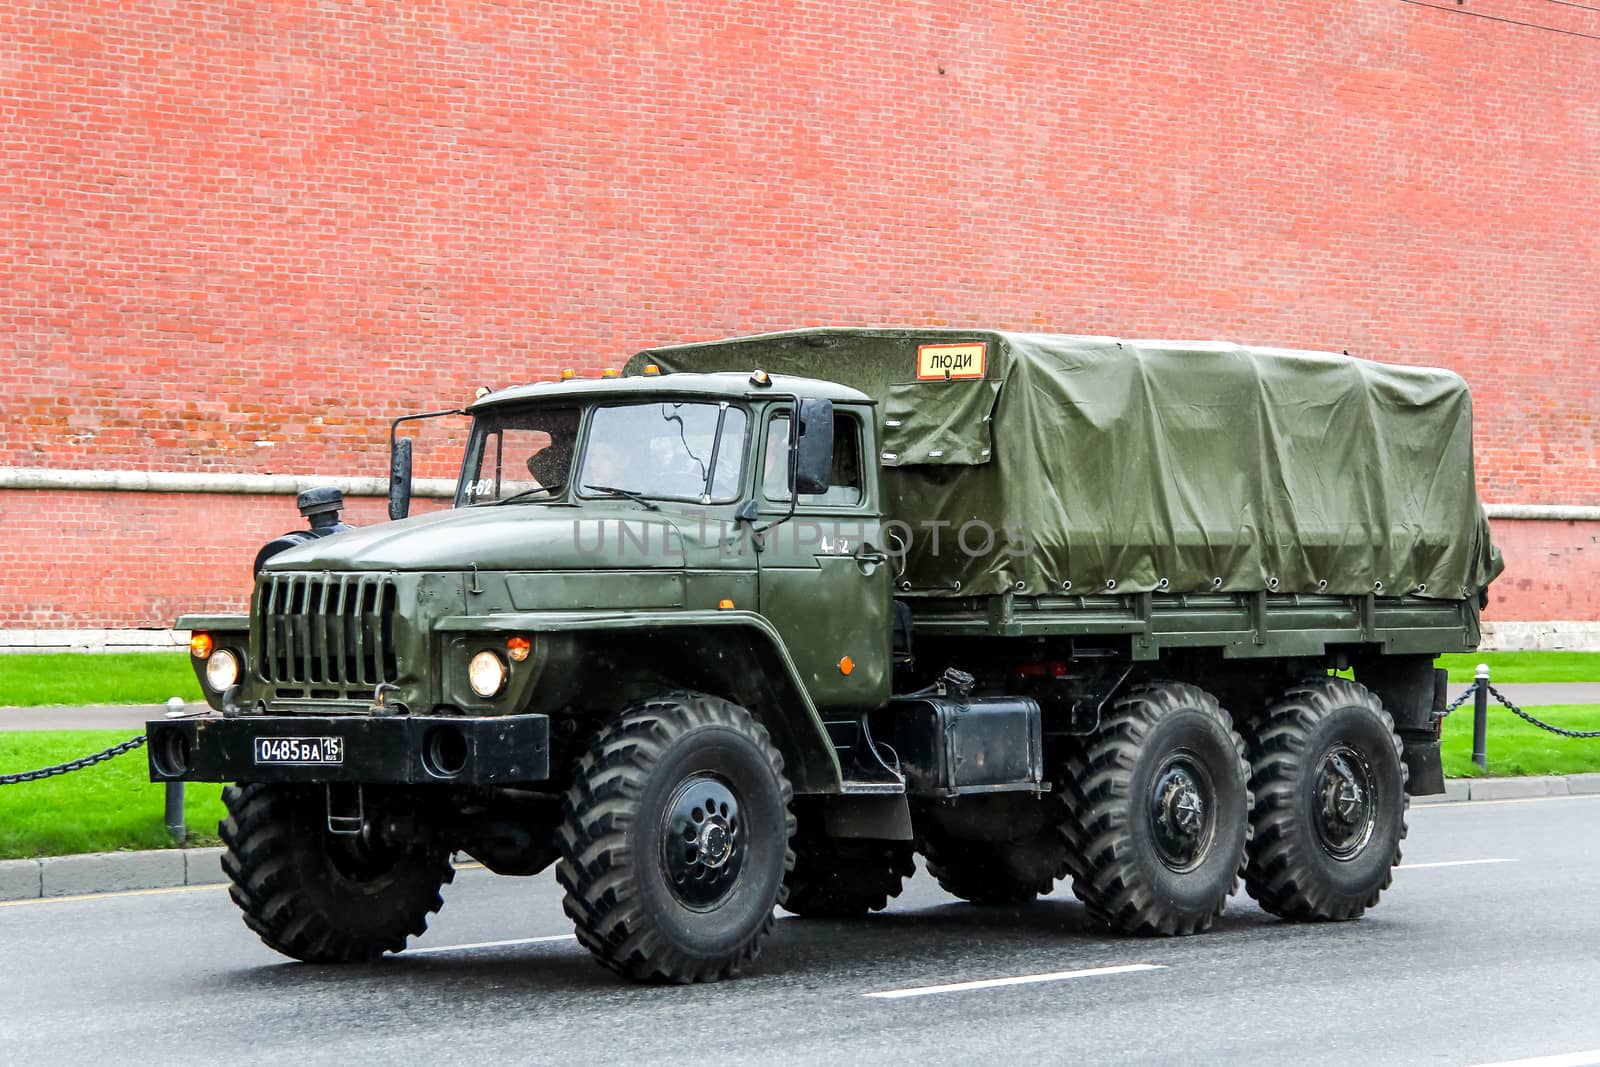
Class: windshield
460,406,580,505
459,400,748,506
580,402,747,503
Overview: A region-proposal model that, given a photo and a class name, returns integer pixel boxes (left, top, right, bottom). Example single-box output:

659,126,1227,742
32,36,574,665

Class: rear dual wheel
1061,682,1252,936
1244,677,1407,921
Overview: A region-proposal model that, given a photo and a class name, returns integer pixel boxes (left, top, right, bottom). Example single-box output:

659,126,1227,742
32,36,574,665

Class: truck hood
263,505,689,572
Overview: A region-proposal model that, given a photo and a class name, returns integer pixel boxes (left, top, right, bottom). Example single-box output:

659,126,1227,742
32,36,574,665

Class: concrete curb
0,846,225,902
1411,773,1600,803
3,775,1598,902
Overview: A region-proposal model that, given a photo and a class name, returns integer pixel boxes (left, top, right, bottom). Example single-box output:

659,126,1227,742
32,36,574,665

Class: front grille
256,573,399,690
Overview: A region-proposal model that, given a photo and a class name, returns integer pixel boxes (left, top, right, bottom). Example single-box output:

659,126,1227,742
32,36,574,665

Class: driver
582,439,630,488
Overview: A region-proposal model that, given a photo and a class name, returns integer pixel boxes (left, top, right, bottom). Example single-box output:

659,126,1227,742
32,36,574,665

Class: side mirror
792,398,834,496
389,437,413,521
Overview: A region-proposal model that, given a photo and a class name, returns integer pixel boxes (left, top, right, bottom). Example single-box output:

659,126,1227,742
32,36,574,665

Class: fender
175,613,250,712
435,608,845,794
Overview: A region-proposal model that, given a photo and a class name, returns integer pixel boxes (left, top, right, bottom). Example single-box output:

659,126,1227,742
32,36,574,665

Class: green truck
150,328,1502,983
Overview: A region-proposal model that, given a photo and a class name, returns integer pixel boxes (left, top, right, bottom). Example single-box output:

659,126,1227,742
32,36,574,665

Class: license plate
254,736,345,766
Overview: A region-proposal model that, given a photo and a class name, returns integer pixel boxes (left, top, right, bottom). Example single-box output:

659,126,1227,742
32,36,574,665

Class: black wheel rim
1313,744,1378,861
1147,750,1217,873
661,774,744,910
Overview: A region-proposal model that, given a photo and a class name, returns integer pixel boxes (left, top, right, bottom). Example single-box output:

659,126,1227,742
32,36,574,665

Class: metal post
164,781,186,844
1472,663,1490,771
163,696,187,843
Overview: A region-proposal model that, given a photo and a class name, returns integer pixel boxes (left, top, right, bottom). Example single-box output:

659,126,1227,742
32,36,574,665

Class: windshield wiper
481,485,561,506
582,484,660,511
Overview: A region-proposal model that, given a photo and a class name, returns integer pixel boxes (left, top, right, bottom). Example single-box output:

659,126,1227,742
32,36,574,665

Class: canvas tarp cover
632,329,1503,601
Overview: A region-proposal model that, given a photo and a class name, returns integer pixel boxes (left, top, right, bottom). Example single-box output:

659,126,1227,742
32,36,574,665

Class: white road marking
1468,1050,1600,1067
1398,858,1516,870
863,962,1165,1000
399,933,576,956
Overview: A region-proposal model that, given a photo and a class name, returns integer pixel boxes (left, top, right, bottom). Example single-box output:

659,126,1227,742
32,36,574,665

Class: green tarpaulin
633,329,1503,602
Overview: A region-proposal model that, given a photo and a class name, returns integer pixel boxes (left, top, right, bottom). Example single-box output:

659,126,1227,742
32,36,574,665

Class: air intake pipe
252,487,355,573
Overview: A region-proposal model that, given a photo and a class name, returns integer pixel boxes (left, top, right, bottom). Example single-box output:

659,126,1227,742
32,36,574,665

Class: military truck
149,328,1502,983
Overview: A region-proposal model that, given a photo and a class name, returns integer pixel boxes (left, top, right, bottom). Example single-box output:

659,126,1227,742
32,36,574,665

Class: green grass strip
1441,703,1600,778
0,730,224,859
1436,651,1600,685
0,653,202,707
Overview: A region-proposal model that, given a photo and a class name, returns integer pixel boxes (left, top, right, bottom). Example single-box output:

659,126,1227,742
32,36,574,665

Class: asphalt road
2,795,1598,1066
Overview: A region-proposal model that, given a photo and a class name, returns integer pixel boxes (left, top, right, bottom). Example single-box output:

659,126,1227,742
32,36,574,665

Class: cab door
755,404,892,709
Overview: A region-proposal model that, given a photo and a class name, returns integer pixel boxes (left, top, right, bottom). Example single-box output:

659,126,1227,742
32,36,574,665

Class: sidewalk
0,703,201,732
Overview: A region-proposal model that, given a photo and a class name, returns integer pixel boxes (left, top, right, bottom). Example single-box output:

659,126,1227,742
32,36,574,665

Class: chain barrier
1484,683,1600,739
1440,686,1476,716
1440,679,1600,739
0,735,148,786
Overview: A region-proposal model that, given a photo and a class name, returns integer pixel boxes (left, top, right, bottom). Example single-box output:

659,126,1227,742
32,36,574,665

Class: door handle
853,543,888,574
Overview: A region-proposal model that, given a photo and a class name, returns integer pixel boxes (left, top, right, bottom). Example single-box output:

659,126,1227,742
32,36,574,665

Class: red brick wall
3,1,1598,627
1487,519,1600,623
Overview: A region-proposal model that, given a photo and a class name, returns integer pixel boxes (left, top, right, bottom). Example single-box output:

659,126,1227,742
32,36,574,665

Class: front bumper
146,713,550,786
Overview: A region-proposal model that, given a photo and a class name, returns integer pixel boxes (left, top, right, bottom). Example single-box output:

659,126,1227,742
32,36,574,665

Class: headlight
468,650,507,698
204,649,240,692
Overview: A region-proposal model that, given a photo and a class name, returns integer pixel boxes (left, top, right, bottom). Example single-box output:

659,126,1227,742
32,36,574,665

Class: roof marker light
601,368,621,379
642,364,662,376
749,369,772,387
560,369,577,381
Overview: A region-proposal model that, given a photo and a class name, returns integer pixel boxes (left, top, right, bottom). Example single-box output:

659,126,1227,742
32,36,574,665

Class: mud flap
1401,734,1446,796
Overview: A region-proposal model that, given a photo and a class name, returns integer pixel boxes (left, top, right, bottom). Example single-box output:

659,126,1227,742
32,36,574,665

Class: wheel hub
1314,744,1377,860
662,774,744,908
1148,755,1217,873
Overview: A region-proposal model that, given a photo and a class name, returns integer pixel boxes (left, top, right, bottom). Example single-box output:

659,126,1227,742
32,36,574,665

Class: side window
762,412,864,507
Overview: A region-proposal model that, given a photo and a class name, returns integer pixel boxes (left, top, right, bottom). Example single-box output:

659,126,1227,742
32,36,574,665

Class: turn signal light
189,632,214,659
506,635,532,662
839,656,855,676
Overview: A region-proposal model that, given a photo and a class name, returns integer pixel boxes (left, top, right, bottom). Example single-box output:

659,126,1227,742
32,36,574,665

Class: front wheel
1244,677,1408,921
556,691,795,983
782,836,915,918
920,825,1069,907
219,783,453,963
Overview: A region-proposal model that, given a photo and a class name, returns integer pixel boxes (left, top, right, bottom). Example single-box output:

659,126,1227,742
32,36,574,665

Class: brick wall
3,0,1598,627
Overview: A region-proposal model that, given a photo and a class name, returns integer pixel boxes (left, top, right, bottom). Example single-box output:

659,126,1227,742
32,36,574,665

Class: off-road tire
219,783,453,963
781,837,915,918
1060,681,1251,936
1244,677,1408,922
920,825,1070,906
556,691,795,983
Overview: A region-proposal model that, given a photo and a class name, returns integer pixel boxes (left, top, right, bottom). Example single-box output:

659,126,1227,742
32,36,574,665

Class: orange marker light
642,364,661,376
560,369,577,381
718,599,736,610
839,656,855,676
506,635,532,662
189,632,214,659
601,368,620,379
